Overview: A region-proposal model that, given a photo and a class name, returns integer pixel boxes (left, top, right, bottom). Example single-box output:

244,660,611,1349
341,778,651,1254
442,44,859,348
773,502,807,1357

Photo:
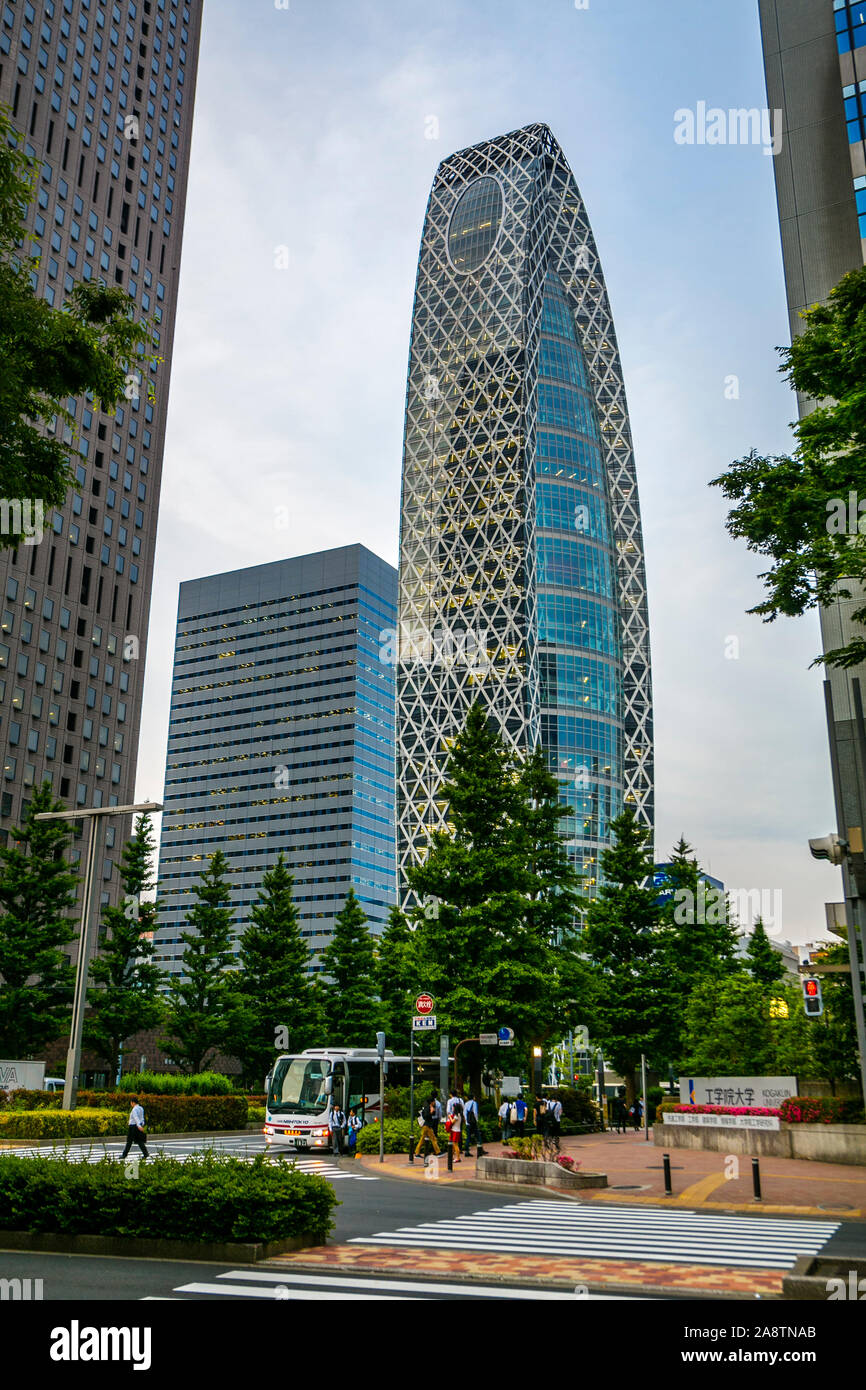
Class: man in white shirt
121,1097,150,1160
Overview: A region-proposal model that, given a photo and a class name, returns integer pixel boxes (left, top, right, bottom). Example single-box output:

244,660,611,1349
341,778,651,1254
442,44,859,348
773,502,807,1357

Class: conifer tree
0,782,78,1055
374,905,419,1054
581,808,668,1104
745,919,786,988
84,814,164,1081
319,888,382,1046
161,850,236,1073
232,856,321,1085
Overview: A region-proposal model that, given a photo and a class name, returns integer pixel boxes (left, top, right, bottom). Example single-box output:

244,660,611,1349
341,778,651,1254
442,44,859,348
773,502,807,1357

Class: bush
779,1096,865,1125
504,1135,545,1161
0,1109,127,1140
0,1151,337,1244
2,1089,62,1111
355,1120,416,1154
382,1085,412,1119
247,1107,266,1125
546,1086,598,1127
116,1071,234,1096
73,1093,248,1133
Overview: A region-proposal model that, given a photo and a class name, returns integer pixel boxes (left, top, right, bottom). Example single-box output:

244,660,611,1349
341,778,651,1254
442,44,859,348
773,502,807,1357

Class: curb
0,1128,260,1150
0,1230,322,1263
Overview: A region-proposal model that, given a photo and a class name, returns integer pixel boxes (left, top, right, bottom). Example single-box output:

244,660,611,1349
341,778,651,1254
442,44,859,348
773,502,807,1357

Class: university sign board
665,1112,781,1132
679,1076,797,1109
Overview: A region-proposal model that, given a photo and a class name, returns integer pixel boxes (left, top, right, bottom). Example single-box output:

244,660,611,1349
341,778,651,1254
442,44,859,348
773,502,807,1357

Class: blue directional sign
498,1026,514,1046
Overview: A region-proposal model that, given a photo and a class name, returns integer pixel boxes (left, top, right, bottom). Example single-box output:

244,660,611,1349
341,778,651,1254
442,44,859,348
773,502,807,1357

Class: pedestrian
432,1093,443,1139
120,1095,149,1162
415,1095,441,1162
346,1107,362,1158
463,1092,481,1156
534,1095,548,1138
612,1096,626,1134
548,1095,563,1151
329,1101,346,1155
514,1093,527,1137
498,1096,511,1145
446,1092,463,1162
632,1098,643,1131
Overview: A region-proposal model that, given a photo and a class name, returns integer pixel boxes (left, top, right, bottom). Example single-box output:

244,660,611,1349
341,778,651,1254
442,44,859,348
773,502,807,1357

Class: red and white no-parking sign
415,993,435,1015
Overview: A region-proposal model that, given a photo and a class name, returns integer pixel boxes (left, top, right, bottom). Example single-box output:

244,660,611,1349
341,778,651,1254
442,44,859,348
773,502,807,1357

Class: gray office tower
0,2,201,889
155,545,397,977
397,124,653,900
758,1,866,1070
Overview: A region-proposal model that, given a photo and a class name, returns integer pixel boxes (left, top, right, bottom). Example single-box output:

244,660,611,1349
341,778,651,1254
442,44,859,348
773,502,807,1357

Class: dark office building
0,0,202,893
396,123,653,902
155,544,397,977
758,1,866,1012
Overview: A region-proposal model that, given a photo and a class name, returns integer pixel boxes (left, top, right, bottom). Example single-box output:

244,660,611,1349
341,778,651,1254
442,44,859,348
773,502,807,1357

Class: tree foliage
318,888,382,1047
0,782,78,1055
373,905,419,1055
0,106,160,539
744,919,786,988
711,265,866,669
231,856,321,1085
160,851,236,1073
84,814,164,1080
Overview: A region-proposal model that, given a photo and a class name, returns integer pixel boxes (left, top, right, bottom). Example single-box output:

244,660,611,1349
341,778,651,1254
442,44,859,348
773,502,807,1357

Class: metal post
824,681,866,1103
663,1152,672,1196
62,816,100,1112
408,1023,415,1164
596,1051,605,1131
641,1051,649,1142
751,1157,762,1202
568,1029,575,1088
378,1054,384,1164
446,1139,453,1172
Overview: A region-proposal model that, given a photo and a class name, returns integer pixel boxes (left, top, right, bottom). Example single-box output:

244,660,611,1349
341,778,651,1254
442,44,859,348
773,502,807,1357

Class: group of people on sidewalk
497,1094,563,1148
610,1095,644,1133
414,1089,484,1163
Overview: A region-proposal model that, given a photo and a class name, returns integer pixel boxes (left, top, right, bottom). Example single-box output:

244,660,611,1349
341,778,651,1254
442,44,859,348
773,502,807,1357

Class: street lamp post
35,801,162,1111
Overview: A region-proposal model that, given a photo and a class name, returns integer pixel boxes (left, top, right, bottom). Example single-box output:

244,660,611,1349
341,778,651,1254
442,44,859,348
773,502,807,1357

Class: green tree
581,808,668,1104
0,782,78,1055
745,920,786,988
373,905,419,1054
232,856,321,1085
0,107,160,533
318,888,382,1046
160,851,236,1073
408,704,586,1095
83,814,164,1081
711,264,866,669
681,975,775,1074
809,941,862,1095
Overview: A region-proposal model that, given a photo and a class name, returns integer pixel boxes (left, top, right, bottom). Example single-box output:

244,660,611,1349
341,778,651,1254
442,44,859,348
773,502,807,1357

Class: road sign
412,1015,437,1031
415,993,435,1015
498,1027,514,1046
479,1033,498,1046
575,1025,589,1048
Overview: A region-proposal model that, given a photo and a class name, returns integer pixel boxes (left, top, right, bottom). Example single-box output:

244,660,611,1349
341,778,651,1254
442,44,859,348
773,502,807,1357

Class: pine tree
581,808,668,1104
657,836,740,1063
232,856,321,1085
681,975,775,1074
160,851,236,1073
319,888,382,1046
808,941,861,1095
745,919,786,987
0,782,78,1055
84,814,164,1081
374,905,419,1054
408,704,585,1094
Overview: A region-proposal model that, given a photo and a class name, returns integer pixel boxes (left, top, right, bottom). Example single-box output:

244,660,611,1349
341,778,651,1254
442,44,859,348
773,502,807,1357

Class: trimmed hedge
77,1093,248,1132
0,1109,127,1140
0,1151,337,1244
779,1096,865,1125
1,1090,62,1111
356,1120,415,1154
116,1071,234,1096
247,1107,266,1125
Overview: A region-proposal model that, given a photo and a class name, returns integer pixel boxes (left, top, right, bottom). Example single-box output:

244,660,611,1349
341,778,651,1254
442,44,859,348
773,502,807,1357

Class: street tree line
0,708,859,1099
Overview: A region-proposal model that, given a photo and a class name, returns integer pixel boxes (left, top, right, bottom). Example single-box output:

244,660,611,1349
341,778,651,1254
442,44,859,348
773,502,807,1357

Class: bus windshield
268,1057,331,1115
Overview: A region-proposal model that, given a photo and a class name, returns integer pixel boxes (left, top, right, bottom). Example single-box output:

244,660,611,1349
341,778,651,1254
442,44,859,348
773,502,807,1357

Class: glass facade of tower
397,124,652,898
156,545,397,979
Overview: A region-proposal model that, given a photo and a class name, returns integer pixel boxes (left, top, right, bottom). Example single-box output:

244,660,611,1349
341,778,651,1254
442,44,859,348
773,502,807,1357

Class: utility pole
35,802,162,1112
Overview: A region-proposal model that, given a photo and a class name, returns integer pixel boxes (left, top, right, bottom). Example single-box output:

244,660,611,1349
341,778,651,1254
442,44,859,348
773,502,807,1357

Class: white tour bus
264,1047,439,1152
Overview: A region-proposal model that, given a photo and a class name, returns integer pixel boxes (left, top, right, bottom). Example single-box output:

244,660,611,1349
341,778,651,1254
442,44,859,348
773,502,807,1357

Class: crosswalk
0,1135,378,1181
142,1268,644,1301
350,1199,839,1269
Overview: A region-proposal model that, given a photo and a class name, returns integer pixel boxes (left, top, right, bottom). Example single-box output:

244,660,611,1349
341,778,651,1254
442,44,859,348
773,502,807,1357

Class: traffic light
802,976,824,1018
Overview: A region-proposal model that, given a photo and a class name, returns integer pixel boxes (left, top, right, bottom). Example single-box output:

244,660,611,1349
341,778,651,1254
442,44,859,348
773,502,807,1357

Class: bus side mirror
324,1076,333,1095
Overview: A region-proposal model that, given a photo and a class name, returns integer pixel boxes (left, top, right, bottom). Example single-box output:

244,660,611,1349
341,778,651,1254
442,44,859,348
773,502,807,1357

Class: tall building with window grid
0,0,201,897
155,545,397,977
397,123,653,903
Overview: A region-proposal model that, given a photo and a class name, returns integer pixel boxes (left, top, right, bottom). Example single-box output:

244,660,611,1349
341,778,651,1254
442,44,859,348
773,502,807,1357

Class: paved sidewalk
355,1130,866,1218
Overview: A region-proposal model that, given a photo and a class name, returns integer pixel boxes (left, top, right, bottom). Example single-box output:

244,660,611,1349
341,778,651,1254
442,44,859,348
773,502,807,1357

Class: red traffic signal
802,976,824,1017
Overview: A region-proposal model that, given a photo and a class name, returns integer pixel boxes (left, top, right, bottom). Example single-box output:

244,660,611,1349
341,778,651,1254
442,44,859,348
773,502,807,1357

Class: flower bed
779,1097,864,1125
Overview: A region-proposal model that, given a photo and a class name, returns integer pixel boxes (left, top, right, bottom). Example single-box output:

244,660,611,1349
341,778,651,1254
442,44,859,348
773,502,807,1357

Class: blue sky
136,0,837,944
